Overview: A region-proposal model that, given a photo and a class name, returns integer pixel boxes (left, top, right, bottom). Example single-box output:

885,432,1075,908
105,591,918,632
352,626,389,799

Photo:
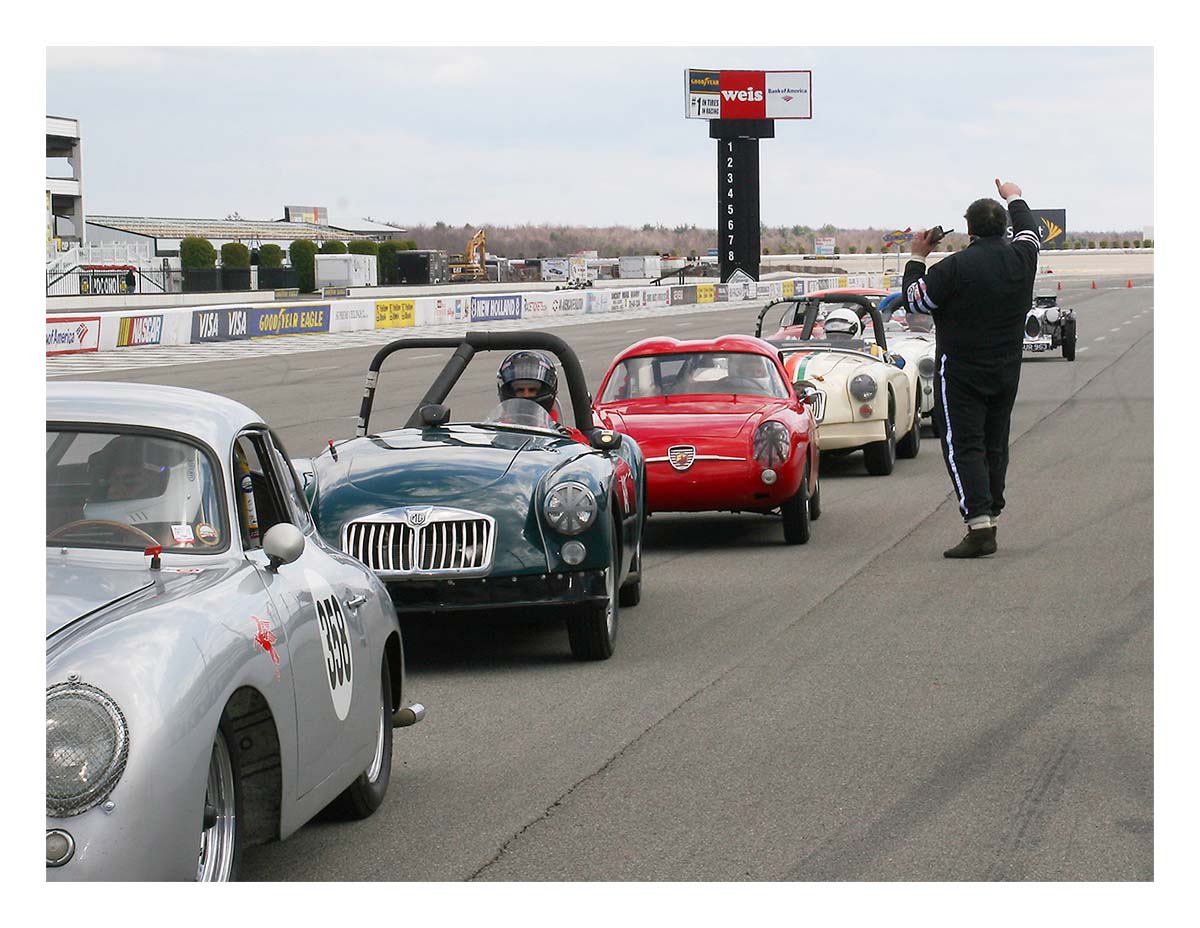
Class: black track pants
932,353,1022,522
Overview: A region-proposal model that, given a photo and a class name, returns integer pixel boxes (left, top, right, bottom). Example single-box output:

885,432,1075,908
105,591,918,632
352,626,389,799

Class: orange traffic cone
1126,279,1133,288
1091,281,1097,289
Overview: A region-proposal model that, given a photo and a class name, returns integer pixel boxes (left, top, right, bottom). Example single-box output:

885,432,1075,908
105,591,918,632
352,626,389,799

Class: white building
47,115,85,247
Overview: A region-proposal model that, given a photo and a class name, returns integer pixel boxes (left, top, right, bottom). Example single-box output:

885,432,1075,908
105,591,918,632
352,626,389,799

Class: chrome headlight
917,357,935,378
1025,314,1042,338
753,421,791,466
544,481,598,535
1044,306,1061,324
46,682,130,818
849,373,878,402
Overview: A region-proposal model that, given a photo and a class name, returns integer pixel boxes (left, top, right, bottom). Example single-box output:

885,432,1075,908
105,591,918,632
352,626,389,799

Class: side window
265,430,313,533
232,432,292,550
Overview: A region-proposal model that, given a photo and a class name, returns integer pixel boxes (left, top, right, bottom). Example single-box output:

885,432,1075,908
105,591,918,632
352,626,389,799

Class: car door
233,429,374,798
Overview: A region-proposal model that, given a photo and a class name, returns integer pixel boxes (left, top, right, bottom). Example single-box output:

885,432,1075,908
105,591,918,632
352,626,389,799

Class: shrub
1073,240,1082,249
1088,241,1097,249
180,236,216,269
848,245,858,254
348,239,379,256
1143,238,1153,248
865,246,873,254
220,242,250,268
320,240,348,254
258,243,284,267
399,239,418,251
1122,240,1131,249
377,241,400,284
1099,240,1109,248
289,240,318,292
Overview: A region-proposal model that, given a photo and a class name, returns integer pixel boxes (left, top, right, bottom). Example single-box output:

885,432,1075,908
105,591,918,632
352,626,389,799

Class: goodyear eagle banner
249,304,330,337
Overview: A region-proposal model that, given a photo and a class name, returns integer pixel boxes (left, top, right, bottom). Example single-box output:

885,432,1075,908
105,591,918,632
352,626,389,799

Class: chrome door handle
345,594,367,610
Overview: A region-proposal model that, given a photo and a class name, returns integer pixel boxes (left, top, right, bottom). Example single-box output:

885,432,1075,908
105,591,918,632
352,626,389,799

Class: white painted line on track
1095,336,1107,341
628,328,646,333
1078,346,1090,352
1109,328,1121,332
1123,321,1132,325
294,365,339,373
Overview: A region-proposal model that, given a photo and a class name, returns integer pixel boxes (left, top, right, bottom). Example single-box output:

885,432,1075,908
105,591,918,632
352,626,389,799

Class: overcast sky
46,46,1153,233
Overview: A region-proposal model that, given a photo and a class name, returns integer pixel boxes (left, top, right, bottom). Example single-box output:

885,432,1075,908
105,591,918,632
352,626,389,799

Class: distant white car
1024,290,1078,361
864,293,937,421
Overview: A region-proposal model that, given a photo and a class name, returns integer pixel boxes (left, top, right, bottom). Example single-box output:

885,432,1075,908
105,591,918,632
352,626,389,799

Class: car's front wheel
328,657,394,820
781,463,812,545
197,719,243,882
568,521,619,660
863,406,897,476
1062,320,1077,361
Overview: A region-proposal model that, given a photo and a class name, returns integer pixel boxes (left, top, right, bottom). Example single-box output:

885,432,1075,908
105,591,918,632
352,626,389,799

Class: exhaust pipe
392,703,426,728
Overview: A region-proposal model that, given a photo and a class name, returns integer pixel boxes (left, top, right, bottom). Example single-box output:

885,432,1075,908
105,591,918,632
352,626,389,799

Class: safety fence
46,271,904,356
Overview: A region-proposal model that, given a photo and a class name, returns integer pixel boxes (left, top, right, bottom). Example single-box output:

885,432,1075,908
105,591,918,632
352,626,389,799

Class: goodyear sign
250,305,330,337
375,300,416,329
117,314,163,347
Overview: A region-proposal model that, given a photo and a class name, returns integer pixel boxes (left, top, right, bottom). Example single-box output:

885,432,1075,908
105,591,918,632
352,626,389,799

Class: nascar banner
685,69,812,120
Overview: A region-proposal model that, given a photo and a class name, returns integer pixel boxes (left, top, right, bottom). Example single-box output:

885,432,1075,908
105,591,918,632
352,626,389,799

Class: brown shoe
943,525,998,558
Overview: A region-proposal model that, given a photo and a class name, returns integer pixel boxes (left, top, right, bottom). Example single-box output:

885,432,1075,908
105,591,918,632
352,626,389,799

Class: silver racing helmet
497,350,559,412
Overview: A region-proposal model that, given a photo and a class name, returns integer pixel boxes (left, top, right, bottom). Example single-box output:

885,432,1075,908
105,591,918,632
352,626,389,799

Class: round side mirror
263,523,304,571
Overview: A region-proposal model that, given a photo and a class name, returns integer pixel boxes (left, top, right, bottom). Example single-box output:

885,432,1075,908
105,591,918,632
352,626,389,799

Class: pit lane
47,275,1153,880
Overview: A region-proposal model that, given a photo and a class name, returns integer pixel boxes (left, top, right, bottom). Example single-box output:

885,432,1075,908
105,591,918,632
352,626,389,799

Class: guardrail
46,272,904,357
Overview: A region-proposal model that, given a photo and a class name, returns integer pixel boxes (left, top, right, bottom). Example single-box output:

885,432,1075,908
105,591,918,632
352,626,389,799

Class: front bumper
815,419,887,451
645,457,803,513
387,569,607,613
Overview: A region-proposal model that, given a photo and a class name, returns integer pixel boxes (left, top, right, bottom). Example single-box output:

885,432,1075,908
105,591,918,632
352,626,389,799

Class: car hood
312,426,593,531
595,397,782,442
45,552,229,640
782,349,876,383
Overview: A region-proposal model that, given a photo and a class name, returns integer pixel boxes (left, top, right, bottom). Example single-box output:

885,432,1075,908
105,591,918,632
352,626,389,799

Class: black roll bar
356,331,597,437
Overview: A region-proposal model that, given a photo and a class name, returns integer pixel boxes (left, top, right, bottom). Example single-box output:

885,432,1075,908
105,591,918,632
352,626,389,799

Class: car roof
46,381,264,453
611,334,777,363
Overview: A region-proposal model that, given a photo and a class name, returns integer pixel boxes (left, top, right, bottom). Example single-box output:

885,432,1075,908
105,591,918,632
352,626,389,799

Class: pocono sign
685,69,812,120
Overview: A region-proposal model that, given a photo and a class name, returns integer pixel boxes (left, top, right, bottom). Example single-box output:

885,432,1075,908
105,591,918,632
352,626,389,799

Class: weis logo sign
718,70,766,119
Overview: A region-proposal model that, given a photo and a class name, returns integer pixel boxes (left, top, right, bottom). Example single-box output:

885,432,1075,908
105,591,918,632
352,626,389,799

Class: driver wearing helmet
823,307,863,341
497,350,561,419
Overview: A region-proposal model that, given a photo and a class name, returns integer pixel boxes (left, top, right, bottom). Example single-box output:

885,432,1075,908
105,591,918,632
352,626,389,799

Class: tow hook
392,703,426,728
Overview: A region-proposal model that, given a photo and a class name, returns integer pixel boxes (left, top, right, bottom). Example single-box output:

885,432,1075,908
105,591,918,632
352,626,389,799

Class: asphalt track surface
48,274,1153,880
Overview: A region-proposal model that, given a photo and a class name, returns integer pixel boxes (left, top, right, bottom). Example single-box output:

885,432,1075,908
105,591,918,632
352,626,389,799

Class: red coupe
594,335,821,544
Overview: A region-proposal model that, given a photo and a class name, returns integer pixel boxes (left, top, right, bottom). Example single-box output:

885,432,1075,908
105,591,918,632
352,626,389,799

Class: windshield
601,352,789,401
47,429,227,552
477,398,560,433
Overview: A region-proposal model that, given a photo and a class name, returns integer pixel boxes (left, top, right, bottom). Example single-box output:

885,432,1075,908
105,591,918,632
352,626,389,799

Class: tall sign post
685,69,811,284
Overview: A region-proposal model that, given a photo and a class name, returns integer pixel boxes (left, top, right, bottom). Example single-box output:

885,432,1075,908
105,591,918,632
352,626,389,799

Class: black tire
618,467,645,608
1062,321,1077,361
328,657,394,820
896,397,921,459
197,718,244,882
781,463,811,545
863,406,897,476
807,458,822,522
568,521,619,660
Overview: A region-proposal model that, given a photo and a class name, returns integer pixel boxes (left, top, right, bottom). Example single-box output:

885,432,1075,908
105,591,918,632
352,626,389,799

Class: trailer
618,255,663,279
315,253,378,288
392,250,448,285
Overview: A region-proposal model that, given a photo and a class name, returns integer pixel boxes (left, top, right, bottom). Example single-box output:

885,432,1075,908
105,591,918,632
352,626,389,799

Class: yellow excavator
448,229,488,282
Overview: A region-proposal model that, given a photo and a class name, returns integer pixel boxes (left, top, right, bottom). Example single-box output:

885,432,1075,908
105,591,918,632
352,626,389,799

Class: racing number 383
317,595,353,695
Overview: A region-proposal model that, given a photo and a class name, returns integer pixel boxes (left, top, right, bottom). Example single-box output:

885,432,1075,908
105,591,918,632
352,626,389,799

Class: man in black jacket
903,178,1040,558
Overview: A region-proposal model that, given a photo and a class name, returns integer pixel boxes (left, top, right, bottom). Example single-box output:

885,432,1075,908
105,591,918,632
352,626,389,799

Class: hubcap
604,566,615,636
197,732,237,882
